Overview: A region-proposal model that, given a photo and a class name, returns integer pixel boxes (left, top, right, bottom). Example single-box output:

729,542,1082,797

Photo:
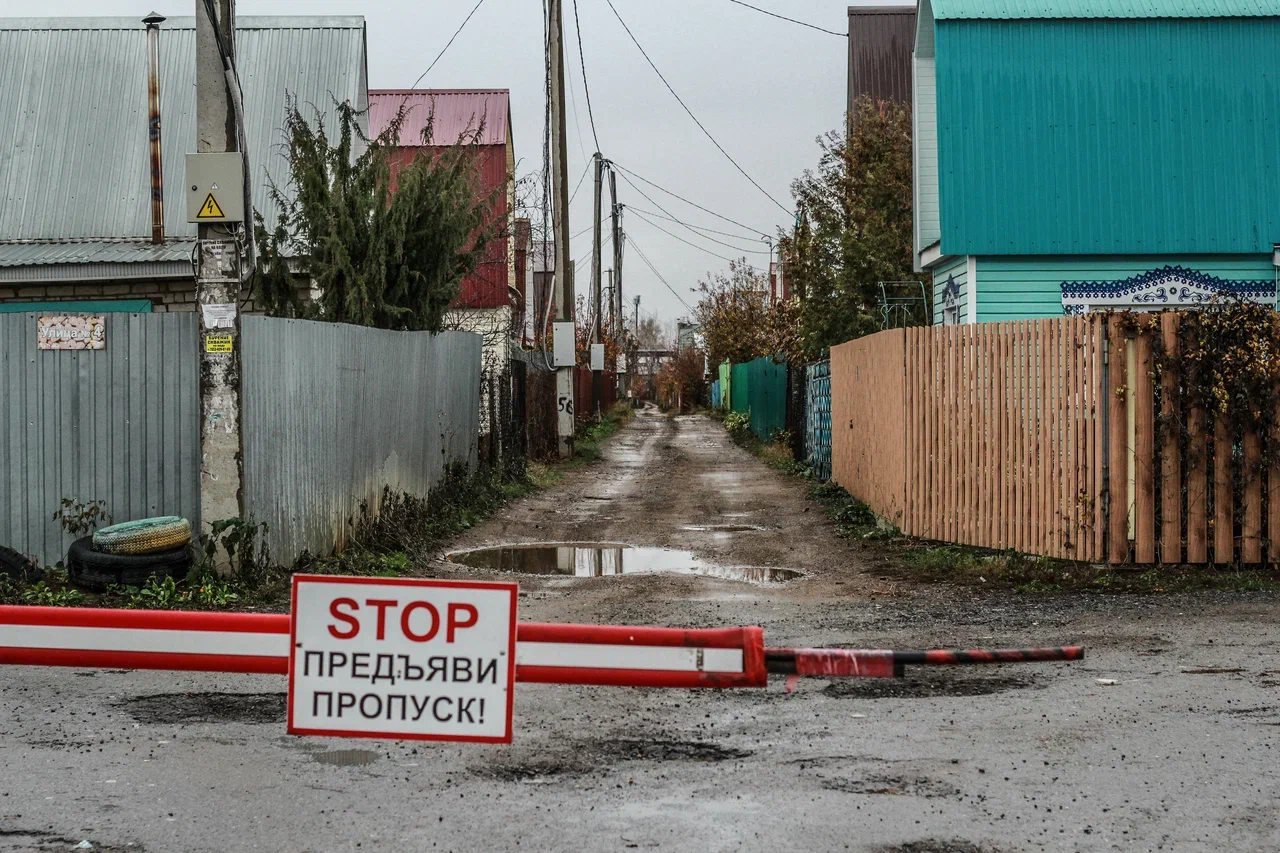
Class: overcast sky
34,0,903,327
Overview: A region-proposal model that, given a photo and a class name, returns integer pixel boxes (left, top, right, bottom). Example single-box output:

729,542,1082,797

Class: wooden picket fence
830,313,1277,565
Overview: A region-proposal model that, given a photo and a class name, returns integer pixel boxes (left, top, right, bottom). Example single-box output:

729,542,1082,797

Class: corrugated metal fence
241,317,481,562
806,361,832,480
729,357,789,442
573,366,618,426
0,312,200,567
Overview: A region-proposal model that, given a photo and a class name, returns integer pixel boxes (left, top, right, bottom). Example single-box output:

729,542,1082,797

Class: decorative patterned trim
1061,265,1276,314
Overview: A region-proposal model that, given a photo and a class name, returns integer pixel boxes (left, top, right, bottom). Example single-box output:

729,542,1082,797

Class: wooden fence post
1107,315,1129,564
1134,326,1156,564
1159,313,1181,564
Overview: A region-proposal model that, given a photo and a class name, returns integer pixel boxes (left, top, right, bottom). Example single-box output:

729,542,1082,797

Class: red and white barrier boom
0,575,1083,744
0,607,1081,685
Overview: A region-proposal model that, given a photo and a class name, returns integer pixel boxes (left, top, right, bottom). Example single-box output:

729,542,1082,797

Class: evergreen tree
253,97,499,331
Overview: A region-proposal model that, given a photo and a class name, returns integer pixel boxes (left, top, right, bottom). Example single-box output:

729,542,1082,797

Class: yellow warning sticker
205,334,233,353
196,193,226,219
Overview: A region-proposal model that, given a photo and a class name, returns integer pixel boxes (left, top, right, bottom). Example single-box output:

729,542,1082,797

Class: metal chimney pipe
144,11,166,245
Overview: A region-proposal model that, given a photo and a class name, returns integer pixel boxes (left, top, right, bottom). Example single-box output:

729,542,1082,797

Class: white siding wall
914,55,940,263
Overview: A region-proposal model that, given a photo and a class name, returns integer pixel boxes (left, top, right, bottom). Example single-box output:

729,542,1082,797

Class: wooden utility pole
609,167,623,397
590,151,603,415
195,0,243,531
548,0,574,456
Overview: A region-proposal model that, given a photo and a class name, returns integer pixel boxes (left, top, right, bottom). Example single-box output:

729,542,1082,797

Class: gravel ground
2,406,1278,852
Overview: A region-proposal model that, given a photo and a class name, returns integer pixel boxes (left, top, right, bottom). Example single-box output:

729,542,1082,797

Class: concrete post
195,0,244,531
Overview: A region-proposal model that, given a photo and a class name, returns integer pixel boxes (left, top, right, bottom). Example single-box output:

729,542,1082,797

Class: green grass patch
571,402,633,463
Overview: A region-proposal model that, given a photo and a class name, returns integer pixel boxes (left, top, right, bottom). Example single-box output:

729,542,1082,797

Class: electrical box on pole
185,153,245,222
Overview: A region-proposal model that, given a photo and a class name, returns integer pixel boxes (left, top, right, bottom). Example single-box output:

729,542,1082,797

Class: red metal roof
368,89,509,147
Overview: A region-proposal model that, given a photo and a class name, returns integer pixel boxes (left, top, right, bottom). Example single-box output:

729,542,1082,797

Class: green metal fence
729,356,787,441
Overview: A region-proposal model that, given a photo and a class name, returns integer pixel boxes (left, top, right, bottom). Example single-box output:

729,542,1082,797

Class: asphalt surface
2,407,1279,852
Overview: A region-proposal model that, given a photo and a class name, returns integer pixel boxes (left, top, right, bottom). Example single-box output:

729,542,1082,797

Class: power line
409,0,487,90
571,0,601,151
571,211,610,242
626,233,695,312
562,43,590,165
625,206,757,242
627,206,769,254
613,162,769,236
628,208,746,263
724,0,846,37
575,230,612,274
567,159,592,205
604,0,791,216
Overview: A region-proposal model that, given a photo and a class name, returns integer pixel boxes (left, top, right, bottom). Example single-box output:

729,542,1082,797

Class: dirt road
3,407,1279,852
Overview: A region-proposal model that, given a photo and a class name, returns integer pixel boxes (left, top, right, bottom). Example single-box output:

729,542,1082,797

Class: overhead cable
571,0,602,151
613,162,769,236
724,0,846,37
627,207,770,255
626,234,695,312
604,0,792,216
409,0,488,90
628,209,742,263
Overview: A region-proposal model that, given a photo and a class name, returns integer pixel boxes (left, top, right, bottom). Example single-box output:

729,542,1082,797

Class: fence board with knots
831,312,1279,565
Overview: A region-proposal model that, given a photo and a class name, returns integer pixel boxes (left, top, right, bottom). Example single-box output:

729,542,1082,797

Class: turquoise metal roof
935,18,1280,255
932,0,1280,18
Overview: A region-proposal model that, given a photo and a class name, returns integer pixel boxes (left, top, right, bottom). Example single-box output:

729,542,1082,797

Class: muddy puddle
447,544,801,584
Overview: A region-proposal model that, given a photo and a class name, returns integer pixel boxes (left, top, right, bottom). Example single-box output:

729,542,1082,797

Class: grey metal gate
0,312,201,567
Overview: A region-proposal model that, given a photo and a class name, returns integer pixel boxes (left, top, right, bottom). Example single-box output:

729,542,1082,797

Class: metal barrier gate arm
0,606,1080,686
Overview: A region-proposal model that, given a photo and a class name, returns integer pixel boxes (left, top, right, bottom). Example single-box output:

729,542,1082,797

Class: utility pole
633,294,641,402
195,0,244,533
591,151,604,416
762,235,775,307
548,0,574,456
609,167,624,398
605,270,613,338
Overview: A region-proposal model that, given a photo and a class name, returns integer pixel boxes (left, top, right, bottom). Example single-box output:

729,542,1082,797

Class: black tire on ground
66,537,194,591
0,545,43,584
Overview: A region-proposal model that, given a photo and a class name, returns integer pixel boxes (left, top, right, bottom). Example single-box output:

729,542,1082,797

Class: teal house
913,0,1280,323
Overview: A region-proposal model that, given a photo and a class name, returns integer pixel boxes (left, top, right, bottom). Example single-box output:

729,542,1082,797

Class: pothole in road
875,842,1004,853
311,748,380,767
447,544,802,584
680,524,768,533
823,671,1039,699
120,692,286,725
473,738,751,782
820,773,959,798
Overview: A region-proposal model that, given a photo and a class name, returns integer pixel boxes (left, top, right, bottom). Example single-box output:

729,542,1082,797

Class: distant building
769,261,790,304
367,89,516,371
847,6,915,129
529,240,555,345
0,15,367,312
676,320,701,352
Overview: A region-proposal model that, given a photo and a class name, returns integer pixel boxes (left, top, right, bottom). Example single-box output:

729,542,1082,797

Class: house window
940,274,961,325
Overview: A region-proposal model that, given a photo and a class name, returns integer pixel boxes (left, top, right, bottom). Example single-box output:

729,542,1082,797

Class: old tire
92,516,192,555
0,546,43,584
67,537,193,591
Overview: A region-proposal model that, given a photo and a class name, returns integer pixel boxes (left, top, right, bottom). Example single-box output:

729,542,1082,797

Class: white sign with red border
288,576,518,743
